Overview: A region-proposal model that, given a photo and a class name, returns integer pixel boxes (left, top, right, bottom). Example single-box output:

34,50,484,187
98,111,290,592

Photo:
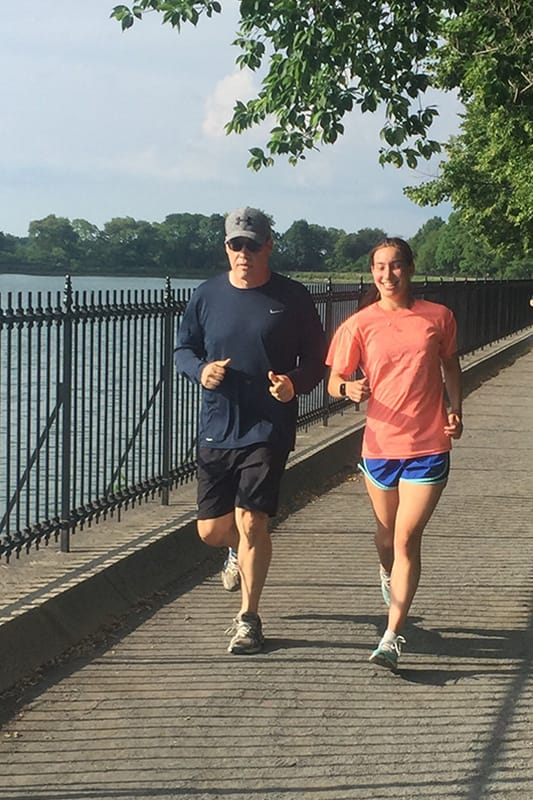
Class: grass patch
286,272,456,284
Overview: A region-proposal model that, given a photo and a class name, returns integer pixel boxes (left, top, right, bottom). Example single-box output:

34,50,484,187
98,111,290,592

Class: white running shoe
226,612,264,655
221,548,240,592
369,633,406,671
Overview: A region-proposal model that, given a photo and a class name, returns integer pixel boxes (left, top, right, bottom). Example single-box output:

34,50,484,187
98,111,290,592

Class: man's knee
197,514,234,547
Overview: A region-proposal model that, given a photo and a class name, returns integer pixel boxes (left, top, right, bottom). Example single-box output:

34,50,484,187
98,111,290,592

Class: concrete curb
460,331,533,396
0,519,211,693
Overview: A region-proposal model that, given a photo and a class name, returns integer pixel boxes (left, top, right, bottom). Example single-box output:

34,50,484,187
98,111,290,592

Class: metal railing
1,275,532,560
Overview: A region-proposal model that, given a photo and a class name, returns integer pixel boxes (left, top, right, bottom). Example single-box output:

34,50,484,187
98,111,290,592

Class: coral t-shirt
326,299,457,459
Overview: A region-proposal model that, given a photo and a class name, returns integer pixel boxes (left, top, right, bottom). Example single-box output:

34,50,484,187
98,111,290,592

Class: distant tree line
0,211,530,279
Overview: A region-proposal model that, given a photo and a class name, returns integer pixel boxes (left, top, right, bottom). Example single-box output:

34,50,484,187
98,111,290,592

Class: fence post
161,277,173,506
60,275,73,552
321,277,333,426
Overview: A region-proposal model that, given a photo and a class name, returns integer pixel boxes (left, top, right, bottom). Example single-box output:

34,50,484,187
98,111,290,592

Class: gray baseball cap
224,207,272,245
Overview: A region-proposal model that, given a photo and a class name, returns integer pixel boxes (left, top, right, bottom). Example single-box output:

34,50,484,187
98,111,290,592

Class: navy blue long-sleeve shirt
174,271,326,451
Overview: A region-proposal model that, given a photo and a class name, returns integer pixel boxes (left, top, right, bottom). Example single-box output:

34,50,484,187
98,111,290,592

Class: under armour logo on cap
224,207,272,245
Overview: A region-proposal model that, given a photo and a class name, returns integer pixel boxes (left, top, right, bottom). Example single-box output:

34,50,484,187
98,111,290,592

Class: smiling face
370,245,414,307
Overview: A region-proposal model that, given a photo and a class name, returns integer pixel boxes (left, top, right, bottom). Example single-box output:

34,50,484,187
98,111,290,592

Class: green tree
111,1,532,256
112,1,462,169
158,212,226,275
435,212,533,278
101,217,164,274
433,213,501,277
198,214,226,253
26,215,80,271
277,220,338,272
71,218,101,244
71,219,105,272
330,227,387,272
406,101,532,257
406,1,532,255
409,217,446,275
0,231,24,265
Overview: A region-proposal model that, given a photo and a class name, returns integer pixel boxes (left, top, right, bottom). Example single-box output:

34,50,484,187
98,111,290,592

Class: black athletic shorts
197,444,290,520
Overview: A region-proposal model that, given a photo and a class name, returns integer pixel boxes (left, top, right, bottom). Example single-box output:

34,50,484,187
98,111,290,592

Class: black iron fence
1,276,532,560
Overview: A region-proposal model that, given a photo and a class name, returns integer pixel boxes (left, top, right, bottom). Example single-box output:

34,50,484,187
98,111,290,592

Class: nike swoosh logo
269,308,283,314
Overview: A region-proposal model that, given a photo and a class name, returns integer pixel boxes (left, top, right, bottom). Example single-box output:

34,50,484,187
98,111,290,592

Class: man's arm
173,299,207,384
175,297,232,390
286,293,327,395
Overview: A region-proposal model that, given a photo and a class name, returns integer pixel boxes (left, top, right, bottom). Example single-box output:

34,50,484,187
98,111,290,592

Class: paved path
0,349,532,800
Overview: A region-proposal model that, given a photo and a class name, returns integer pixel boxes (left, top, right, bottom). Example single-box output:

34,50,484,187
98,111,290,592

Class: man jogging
174,207,326,654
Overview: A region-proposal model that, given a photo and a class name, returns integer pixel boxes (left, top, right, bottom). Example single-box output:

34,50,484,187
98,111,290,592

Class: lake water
0,273,204,546
0,274,203,301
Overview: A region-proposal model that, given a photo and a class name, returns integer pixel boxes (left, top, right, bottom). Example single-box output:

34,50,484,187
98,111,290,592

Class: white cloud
202,71,258,138
0,1,462,239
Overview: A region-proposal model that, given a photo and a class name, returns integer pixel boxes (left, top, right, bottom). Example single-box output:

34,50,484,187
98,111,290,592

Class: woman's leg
387,481,446,633
363,477,398,574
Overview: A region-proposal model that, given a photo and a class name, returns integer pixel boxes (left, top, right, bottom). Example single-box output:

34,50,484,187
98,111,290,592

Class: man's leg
197,515,241,591
197,513,238,550
196,444,286,653
227,444,287,654
234,507,271,616
223,507,271,654
196,447,239,549
196,447,241,589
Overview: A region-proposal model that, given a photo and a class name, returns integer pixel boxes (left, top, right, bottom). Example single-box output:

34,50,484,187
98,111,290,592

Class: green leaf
108,0,533,254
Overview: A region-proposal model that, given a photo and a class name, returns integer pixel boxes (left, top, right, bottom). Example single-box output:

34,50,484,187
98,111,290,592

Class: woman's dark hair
369,237,414,267
358,237,415,310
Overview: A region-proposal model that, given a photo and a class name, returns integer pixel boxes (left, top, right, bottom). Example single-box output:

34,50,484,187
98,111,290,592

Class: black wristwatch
339,382,347,397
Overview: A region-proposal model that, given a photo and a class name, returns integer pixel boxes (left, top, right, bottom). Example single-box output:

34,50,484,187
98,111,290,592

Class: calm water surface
0,274,202,301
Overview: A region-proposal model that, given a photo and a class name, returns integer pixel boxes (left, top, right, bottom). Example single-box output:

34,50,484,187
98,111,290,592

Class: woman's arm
327,369,371,403
442,353,463,439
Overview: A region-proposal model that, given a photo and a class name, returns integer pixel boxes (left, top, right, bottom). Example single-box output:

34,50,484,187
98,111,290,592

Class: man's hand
268,371,295,403
201,358,231,390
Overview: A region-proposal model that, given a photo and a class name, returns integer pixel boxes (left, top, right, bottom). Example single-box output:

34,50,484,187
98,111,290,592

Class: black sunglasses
226,238,263,253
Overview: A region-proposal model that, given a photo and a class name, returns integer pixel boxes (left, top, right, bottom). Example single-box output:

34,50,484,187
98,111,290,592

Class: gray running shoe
226,612,264,655
221,548,240,592
369,634,406,671
380,566,391,607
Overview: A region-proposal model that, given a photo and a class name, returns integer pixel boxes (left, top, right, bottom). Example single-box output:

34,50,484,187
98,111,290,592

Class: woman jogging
326,238,463,670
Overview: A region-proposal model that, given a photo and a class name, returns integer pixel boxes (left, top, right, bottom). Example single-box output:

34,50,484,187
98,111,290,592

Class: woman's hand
346,378,371,403
444,411,463,439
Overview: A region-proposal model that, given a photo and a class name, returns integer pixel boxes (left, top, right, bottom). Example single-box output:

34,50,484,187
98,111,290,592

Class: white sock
381,629,398,645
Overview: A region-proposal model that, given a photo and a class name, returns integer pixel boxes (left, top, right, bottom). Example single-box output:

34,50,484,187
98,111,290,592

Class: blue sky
1,1,462,239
